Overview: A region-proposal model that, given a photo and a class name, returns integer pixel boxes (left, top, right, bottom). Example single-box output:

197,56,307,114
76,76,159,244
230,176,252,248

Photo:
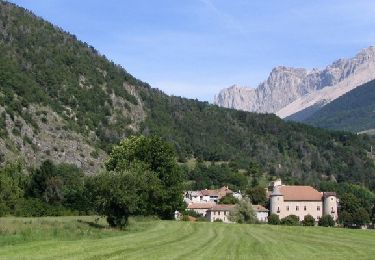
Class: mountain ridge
214,46,375,118
1,1,375,188
302,78,375,132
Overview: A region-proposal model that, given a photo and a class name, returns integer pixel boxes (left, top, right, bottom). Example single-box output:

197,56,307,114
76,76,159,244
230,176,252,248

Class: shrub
14,198,76,217
302,214,316,226
197,217,209,222
229,198,257,224
280,215,300,226
352,208,370,226
318,215,335,227
181,215,190,221
219,194,239,205
268,213,280,225
183,210,202,218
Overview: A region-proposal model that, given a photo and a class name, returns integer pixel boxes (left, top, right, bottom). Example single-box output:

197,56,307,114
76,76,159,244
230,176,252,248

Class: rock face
214,46,375,118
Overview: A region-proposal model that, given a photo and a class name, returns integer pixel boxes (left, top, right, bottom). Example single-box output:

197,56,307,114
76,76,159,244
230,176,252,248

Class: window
277,207,280,213
304,206,307,211
218,211,221,216
317,206,320,211
286,206,289,211
296,206,299,211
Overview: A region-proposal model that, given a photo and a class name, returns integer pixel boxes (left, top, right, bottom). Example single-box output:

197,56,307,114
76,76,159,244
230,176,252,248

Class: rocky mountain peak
214,45,375,116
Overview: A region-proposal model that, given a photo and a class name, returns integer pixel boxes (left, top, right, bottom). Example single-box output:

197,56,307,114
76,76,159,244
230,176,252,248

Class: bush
181,215,190,221
302,214,316,226
318,215,335,227
229,198,257,224
280,215,300,226
268,213,280,225
183,210,202,218
219,194,239,205
197,217,209,222
14,198,76,217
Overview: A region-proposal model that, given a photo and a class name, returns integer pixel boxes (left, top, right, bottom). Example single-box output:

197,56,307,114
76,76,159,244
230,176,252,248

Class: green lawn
0,216,374,259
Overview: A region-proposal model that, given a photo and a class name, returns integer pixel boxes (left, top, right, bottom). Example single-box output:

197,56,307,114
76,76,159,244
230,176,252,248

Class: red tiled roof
252,205,269,212
201,189,220,196
279,186,323,201
187,203,216,209
209,204,236,211
200,186,233,197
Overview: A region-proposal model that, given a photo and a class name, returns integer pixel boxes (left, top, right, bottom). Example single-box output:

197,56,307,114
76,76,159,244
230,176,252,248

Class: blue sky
10,0,375,101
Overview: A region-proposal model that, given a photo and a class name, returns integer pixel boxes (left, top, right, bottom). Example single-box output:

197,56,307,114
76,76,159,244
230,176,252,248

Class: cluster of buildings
183,186,268,223
182,179,338,224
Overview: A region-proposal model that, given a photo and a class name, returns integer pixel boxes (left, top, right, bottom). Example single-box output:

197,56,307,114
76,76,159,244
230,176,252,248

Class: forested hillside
304,79,375,132
1,1,375,189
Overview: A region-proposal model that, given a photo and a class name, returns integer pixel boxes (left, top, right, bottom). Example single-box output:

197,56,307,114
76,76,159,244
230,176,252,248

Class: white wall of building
256,212,268,222
275,201,323,221
206,210,232,223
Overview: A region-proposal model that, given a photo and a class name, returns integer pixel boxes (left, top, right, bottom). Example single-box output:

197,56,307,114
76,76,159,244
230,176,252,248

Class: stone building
269,179,338,222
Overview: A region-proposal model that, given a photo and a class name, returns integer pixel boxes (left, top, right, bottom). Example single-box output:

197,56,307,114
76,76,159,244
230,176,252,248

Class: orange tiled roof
187,202,216,209
200,186,233,197
279,186,323,201
252,205,269,212
209,204,236,211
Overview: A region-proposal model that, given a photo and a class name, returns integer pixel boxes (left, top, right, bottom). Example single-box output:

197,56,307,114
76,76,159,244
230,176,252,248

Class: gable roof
201,189,220,196
200,186,233,197
279,186,323,201
187,202,216,209
252,205,269,212
208,204,236,211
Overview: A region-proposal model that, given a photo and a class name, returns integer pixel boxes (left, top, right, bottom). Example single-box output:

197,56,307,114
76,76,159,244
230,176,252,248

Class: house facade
206,205,235,223
253,205,269,222
269,180,338,222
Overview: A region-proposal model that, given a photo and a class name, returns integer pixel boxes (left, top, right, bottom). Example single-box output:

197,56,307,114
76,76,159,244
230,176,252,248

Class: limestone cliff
214,46,375,118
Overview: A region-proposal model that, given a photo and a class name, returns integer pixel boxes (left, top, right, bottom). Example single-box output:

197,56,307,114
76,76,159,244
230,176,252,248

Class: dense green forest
1,1,375,191
304,79,375,132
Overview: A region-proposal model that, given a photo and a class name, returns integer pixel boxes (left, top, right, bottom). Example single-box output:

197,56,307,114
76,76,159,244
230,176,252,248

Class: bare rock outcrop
214,46,375,118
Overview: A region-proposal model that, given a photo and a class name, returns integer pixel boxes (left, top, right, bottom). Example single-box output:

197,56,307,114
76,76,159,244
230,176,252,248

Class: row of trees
0,160,92,217
0,136,185,228
2,135,375,229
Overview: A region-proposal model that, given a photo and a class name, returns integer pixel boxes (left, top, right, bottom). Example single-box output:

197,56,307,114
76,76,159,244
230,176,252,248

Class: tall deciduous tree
0,162,25,216
104,135,185,221
246,186,267,206
90,163,163,227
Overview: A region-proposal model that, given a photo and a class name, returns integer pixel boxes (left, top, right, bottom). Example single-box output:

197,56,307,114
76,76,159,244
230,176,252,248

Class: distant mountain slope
303,79,375,132
1,1,375,188
214,47,375,118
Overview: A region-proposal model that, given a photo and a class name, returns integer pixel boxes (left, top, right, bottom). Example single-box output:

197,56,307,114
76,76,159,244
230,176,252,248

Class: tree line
1,135,374,228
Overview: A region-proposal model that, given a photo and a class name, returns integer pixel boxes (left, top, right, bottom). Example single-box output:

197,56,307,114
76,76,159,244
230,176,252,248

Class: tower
270,186,283,216
323,192,338,221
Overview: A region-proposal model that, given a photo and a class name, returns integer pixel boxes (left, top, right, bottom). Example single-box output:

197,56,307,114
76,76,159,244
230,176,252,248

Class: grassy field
0,216,374,259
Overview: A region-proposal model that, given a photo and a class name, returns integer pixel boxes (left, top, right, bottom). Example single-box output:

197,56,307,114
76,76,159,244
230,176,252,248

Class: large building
269,179,338,222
